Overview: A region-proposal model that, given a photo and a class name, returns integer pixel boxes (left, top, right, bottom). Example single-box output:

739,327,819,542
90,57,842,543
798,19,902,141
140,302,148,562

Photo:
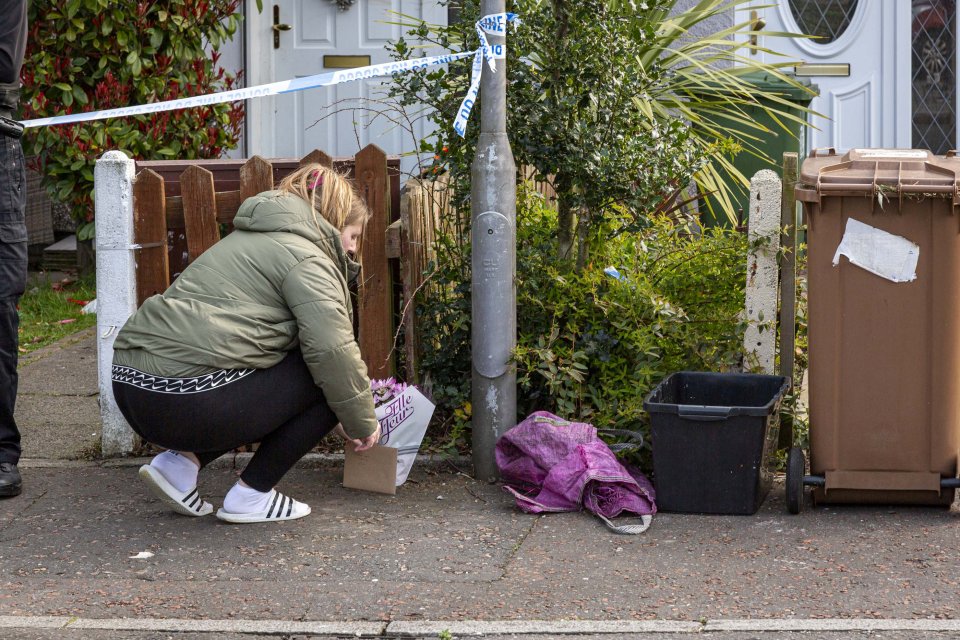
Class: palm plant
633,0,814,219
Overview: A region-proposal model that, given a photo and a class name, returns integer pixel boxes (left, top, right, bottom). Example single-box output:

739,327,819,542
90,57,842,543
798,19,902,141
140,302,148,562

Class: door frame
245,0,278,157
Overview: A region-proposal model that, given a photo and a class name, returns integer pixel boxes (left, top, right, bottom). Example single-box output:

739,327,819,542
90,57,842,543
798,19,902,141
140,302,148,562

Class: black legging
112,351,338,492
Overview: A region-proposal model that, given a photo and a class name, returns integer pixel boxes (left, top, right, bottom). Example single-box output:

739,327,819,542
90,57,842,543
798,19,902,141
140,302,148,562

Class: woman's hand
353,424,382,452
338,423,381,452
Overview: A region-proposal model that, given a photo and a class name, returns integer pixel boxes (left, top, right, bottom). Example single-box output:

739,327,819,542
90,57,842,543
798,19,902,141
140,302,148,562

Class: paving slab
2,464,959,625
14,395,101,460
0,632,286,640
17,328,98,395
6,632,960,640
6,614,960,640
0,465,529,621
486,635,959,640
15,328,101,460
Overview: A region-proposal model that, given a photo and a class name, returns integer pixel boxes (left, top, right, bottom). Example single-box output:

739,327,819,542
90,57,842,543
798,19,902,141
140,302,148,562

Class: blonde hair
277,163,371,231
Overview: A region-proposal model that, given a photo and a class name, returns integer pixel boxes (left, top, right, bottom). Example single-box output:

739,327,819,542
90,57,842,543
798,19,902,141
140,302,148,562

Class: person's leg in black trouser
114,351,342,520
0,298,23,460
238,395,339,491
191,394,339,484
154,390,340,492
114,351,341,489
0,135,28,497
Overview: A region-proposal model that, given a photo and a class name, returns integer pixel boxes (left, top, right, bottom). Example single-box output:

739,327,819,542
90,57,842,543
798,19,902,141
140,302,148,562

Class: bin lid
737,71,819,103
799,148,960,201
688,71,818,104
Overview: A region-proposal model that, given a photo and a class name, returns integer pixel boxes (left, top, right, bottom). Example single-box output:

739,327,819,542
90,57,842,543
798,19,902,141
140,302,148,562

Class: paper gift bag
375,386,435,485
343,445,398,495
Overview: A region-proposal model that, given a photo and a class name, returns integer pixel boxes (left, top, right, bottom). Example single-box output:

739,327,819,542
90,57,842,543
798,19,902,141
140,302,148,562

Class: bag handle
594,512,653,535
598,428,644,453
677,406,731,421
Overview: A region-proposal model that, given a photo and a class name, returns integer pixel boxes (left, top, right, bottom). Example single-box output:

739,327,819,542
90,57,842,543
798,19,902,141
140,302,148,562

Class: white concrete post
743,169,782,375
95,151,138,456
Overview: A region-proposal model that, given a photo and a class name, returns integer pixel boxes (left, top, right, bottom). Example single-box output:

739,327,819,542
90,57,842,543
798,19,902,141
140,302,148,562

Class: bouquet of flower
370,377,435,485
371,377,408,408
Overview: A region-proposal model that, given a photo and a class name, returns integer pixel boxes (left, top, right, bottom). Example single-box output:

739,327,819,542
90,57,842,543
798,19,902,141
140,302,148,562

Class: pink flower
370,377,409,407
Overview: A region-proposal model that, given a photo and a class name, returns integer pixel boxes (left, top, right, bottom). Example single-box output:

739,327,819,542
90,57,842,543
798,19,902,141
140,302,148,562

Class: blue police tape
453,12,518,138
20,12,518,138
20,51,475,129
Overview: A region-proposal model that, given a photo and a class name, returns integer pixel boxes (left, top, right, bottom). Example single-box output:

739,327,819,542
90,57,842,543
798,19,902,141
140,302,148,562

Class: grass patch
18,272,97,357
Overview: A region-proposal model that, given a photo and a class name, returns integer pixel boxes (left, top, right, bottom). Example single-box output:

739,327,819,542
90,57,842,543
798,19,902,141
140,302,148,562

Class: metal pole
471,0,517,482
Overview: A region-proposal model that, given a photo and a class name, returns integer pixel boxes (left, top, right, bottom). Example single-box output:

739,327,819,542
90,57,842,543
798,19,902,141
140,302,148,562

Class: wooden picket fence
388,169,557,383
130,145,401,379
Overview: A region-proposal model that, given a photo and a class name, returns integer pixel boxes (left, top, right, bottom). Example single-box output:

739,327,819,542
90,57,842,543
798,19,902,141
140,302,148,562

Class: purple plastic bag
495,412,656,531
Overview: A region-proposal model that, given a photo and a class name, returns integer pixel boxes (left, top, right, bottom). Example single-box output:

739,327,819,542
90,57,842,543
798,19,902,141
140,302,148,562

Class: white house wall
674,0,735,67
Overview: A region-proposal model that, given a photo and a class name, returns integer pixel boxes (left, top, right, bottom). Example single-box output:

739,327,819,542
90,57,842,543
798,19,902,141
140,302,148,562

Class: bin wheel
786,446,805,515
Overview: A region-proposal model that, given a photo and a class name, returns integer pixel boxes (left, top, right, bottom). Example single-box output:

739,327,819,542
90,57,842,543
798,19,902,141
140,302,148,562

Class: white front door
247,1,447,174
739,1,914,152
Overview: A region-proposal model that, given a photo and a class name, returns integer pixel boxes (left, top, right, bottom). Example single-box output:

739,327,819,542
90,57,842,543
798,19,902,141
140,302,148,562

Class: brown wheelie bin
787,148,960,513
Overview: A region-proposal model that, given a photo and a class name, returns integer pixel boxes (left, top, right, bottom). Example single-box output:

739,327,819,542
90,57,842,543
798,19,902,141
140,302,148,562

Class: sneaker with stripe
138,465,214,517
215,490,311,524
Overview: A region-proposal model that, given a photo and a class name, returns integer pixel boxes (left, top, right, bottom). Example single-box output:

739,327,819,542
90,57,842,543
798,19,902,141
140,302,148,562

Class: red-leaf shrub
20,0,245,239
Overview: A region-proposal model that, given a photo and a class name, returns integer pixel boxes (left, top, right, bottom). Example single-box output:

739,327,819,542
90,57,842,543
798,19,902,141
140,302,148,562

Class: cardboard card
342,444,398,495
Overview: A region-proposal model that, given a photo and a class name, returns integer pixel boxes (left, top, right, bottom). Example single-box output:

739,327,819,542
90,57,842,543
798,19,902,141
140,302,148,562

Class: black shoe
0,462,22,497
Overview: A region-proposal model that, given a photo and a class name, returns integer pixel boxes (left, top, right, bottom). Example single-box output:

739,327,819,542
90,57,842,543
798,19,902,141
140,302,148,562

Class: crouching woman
111,164,380,524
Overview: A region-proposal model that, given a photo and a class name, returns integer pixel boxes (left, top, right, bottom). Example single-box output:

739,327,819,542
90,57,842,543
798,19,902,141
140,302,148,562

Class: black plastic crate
643,372,791,515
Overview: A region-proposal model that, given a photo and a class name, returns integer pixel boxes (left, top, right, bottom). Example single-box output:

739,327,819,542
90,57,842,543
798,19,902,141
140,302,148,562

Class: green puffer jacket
112,190,378,439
